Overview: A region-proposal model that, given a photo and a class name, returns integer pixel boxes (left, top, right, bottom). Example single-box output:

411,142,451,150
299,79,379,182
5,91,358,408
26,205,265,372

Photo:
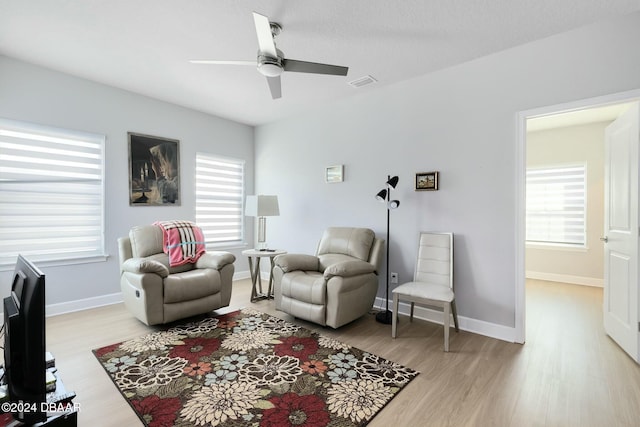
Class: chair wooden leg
410,302,415,322
451,300,460,332
392,294,399,338
443,303,450,352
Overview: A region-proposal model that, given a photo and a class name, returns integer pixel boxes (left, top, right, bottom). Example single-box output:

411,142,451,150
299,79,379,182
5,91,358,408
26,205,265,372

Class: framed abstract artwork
128,132,180,205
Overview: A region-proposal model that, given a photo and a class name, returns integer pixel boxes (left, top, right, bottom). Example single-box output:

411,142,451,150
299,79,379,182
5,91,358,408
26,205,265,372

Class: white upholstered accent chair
273,227,384,328
392,232,459,351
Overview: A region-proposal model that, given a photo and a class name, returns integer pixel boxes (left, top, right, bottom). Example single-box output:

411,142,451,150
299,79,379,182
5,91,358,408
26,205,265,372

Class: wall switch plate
390,272,398,284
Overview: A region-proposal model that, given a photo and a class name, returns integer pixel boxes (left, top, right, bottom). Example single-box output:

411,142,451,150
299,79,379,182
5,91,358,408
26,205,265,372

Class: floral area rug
93,308,418,427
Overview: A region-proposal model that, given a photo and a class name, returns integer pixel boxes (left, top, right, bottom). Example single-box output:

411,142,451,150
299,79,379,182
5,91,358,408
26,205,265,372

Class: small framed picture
415,171,439,191
325,165,344,183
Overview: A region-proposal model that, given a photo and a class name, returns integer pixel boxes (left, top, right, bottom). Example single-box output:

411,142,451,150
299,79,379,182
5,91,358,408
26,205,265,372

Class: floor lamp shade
245,195,280,249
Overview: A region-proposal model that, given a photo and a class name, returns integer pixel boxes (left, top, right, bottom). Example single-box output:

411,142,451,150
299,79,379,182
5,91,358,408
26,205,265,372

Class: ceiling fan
190,12,349,99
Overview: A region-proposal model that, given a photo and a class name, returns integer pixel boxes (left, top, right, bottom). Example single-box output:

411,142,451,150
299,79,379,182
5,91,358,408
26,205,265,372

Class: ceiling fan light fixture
257,57,283,77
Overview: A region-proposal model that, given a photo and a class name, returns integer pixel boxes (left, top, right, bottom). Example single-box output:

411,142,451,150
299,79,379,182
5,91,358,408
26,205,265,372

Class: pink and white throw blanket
153,220,206,267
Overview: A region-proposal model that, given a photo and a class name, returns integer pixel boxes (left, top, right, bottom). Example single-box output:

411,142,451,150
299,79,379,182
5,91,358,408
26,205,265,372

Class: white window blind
0,118,106,267
195,153,245,246
526,165,586,246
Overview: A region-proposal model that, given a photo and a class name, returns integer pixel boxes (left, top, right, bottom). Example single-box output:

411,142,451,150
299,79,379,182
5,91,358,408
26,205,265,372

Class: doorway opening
515,90,640,345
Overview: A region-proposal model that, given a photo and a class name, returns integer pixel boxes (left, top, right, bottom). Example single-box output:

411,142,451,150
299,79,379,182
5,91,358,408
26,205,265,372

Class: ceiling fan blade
189,60,257,66
253,12,278,58
283,59,348,76
266,76,282,99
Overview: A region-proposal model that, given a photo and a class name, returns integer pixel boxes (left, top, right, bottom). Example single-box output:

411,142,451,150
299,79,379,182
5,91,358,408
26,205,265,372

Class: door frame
515,88,640,344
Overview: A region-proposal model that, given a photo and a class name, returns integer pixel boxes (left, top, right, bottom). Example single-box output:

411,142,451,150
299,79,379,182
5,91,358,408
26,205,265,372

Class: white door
604,103,640,363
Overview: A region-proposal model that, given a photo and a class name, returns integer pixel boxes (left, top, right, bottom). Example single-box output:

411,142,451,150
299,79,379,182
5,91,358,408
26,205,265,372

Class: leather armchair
117,224,235,326
273,227,384,328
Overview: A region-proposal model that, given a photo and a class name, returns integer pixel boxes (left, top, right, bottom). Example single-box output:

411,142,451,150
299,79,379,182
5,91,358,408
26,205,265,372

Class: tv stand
32,410,77,427
0,371,77,427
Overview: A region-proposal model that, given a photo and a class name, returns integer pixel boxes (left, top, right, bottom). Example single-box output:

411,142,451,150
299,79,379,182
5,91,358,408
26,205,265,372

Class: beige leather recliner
273,227,384,328
117,224,235,326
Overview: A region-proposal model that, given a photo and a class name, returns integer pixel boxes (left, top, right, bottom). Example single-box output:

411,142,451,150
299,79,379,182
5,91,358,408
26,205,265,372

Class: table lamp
245,195,280,251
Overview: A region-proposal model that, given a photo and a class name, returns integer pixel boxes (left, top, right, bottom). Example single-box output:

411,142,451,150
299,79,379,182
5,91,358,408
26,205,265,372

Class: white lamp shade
245,195,280,217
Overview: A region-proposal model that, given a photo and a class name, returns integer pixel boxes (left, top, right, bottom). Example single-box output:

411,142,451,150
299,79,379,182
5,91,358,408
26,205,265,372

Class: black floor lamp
375,175,400,324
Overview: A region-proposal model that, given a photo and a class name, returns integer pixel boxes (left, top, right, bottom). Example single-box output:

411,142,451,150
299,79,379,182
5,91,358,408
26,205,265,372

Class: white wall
0,55,254,312
526,122,608,286
3,11,640,339
254,12,640,338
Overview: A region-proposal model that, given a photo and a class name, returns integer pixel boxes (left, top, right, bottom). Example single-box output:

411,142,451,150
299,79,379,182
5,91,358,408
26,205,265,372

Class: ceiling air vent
348,75,377,88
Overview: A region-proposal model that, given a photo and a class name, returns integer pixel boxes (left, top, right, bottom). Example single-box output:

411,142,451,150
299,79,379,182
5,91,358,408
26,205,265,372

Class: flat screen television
3,254,47,424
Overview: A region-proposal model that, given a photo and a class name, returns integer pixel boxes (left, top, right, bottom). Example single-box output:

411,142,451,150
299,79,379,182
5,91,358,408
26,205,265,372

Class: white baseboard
31,270,252,319
526,271,603,287
8,272,520,345
235,270,251,281
46,292,123,317
374,297,518,343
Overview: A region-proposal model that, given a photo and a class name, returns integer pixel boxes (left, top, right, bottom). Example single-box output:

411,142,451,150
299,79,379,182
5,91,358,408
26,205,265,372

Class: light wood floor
43,279,640,426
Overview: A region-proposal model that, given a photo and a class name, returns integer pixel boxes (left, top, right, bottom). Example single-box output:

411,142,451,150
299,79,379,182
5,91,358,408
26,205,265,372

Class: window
526,165,586,246
0,118,106,268
195,153,245,247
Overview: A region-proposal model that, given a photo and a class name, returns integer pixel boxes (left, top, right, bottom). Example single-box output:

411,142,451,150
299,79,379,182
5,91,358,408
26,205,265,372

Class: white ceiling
1,1,640,126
